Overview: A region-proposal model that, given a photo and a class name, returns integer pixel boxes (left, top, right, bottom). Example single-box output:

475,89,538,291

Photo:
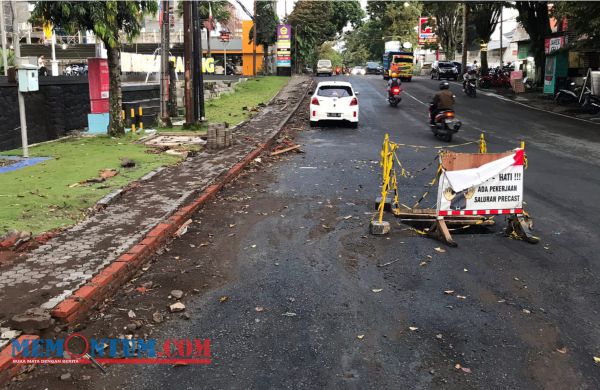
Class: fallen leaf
420,261,428,267
371,288,383,293
435,334,443,339
322,224,331,229
99,168,118,179
426,255,433,259
229,224,236,228
219,296,229,303
357,334,365,340
461,367,472,374
135,287,147,294
454,363,461,369
444,290,455,295
522,309,531,314
251,244,257,248
594,356,600,364
557,347,568,354
434,247,446,253
343,215,352,220
255,306,265,312
463,268,468,272
409,326,418,331
282,312,297,317
199,242,210,247
456,295,466,300
497,299,506,303
128,310,136,318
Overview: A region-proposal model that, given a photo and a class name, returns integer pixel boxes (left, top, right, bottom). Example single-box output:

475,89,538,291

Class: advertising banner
545,36,566,54
276,24,292,67
437,150,524,216
418,17,436,45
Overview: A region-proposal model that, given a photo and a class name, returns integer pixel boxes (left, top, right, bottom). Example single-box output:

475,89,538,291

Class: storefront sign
276,24,291,68
418,17,436,45
545,36,566,54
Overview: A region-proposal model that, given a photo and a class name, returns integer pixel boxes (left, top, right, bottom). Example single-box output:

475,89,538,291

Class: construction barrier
371,133,537,246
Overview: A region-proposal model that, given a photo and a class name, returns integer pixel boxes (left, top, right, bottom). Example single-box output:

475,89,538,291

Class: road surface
9,75,600,390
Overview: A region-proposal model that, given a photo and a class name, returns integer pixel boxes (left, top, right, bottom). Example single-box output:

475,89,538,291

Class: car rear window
317,60,332,67
367,62,379,67
317,86,353,97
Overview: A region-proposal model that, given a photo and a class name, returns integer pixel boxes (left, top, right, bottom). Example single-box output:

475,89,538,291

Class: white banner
437,150,524,216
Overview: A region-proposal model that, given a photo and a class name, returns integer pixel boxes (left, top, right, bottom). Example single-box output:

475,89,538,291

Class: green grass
0,135,181,235
158,76,289,132
0,76,289,236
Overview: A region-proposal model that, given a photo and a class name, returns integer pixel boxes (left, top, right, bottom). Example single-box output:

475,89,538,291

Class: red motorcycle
478,68,511,89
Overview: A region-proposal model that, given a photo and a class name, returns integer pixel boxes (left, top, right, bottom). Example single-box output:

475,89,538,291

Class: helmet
439,81,449,90
391,72,398,78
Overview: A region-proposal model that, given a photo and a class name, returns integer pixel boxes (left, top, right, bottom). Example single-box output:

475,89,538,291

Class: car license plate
327,113,341,118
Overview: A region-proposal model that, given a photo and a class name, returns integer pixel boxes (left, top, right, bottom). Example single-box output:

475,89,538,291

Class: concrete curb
0,77,312,386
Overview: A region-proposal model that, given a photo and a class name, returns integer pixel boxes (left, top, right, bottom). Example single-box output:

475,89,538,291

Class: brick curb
0,77,311,386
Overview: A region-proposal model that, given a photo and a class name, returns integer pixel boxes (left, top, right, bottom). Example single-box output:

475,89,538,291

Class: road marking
402,90,429,106
446,80,600,125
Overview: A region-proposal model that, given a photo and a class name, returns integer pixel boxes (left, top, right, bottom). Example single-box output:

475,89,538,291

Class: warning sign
437,149,524,216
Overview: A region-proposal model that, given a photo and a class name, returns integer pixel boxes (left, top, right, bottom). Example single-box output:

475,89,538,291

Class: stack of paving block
207,123,233,149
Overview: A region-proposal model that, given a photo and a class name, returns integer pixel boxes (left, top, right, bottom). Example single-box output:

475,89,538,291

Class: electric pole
252,0,257,76
160,0,171,125
461,2,468,79
183,0,193,125
192,0,205,122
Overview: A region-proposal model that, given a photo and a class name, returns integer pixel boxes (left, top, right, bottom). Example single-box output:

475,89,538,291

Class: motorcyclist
463,68,477,91
387,72,401,98
430,81,455,125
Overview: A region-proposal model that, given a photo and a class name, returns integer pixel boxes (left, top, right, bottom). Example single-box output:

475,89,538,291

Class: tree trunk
461,3,469,79
263,43,269,74
106,43,124,137
480,44,489,75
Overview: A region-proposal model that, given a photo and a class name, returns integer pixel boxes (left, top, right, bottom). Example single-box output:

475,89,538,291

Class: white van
316,59,333,77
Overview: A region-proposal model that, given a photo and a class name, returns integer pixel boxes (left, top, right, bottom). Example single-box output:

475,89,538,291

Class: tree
470,2,502,74
554,2,600,49
318,42,344,68
249,0,278,73
515,1,550,84
31,1,157,137
0,48,15,75
177,1,231,56
422,2,462,61
288,0,363,69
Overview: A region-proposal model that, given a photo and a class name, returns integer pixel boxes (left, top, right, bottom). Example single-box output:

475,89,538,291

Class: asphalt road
9,75,600,389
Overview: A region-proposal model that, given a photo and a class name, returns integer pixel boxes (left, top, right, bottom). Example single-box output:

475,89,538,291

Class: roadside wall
0,76,159,152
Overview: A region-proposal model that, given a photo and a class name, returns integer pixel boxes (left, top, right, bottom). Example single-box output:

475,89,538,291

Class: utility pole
50,31,58,76
183,0,194,124
252,0,257,76
0,1,7,76
13,8,28,158
461,2,469,79
160,0,171,125
499,5,503,67
192,0,205,122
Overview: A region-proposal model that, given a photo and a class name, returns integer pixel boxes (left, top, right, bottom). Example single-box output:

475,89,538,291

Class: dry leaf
426,255,433,259
461,367,472,374
419,261,428,267
229,224,236,228
282,312,297,317
343,215,352,220
255,306,265,312
135,287,147,294
522,309,531,314
593,356,600,364
444,290,455,295
251,244,257,248
219,296,229,303
557,347,567,354
454,363,461,369
434,247,446,253
357,334,365,340
322,224,331,229
409,326,418,331
100,168,118,179
463,268,468,272
371,288,383,293
436,334,443,339
456,295,466,300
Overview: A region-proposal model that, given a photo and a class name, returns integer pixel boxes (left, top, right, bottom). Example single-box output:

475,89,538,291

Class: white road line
446,80,600,125
402,90,429,106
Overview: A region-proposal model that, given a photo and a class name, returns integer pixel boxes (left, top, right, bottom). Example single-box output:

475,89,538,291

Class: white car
310,81,359,128
351,66,366,75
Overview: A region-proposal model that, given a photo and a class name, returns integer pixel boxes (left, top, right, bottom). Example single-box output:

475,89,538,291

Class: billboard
418,17,436,46
276,24,292,68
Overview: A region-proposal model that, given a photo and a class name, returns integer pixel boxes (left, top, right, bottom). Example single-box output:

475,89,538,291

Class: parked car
351,66,366,76
316,59,333,77
365,62,383,75
309,81,359,128
431,61,459,80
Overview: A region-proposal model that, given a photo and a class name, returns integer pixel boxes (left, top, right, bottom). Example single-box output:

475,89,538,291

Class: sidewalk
0,76,310,340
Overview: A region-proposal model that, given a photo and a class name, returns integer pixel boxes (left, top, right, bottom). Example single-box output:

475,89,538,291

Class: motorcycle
478,68,510,89
582,87,600,114
388,85,402,107
429,104,461,142
555,82,580,105
463,78,477,97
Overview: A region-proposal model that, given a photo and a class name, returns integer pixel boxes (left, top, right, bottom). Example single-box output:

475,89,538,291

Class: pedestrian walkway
0,76,309,341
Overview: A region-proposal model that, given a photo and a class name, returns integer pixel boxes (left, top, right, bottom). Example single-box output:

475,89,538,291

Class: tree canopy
422,2,462,61
470,2,503,72
515,1,550,83
554,1,600,49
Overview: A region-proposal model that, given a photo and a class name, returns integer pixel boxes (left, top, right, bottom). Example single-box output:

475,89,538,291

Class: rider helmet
439,81,450,90
391,72,398,78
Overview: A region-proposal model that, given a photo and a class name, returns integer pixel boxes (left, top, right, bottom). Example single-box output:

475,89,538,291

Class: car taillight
392,87,400,94
350,97,358,106
311,97,319,105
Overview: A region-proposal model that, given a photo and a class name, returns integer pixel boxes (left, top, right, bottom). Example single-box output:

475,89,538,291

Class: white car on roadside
309,81,359,128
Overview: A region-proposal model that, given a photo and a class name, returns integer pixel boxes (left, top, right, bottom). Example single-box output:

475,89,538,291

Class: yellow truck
387,51,414,82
